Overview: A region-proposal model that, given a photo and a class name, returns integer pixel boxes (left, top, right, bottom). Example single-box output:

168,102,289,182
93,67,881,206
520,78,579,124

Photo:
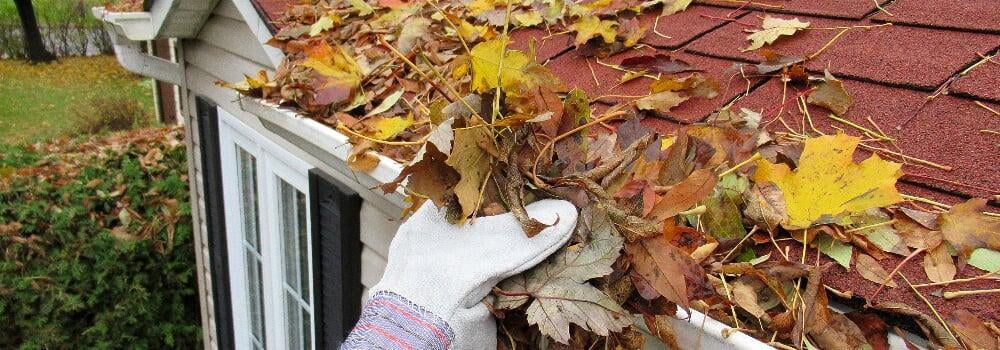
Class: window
219,109,315,350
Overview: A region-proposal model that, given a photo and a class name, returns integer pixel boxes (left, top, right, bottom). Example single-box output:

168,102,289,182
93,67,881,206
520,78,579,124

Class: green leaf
969,248,1000,272
815,233,853,268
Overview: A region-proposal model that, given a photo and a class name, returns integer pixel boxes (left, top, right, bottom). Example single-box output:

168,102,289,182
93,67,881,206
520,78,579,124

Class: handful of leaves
224,1,1000,349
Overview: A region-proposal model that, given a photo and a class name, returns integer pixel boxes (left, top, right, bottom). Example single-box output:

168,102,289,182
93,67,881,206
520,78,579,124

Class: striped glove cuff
342,291,455,350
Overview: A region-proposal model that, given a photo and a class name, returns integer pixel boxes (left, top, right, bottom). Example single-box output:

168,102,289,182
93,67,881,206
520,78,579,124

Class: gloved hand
342,199,578,350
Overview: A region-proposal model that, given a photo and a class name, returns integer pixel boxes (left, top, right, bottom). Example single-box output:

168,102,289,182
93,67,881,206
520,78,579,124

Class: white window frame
218,108,316,350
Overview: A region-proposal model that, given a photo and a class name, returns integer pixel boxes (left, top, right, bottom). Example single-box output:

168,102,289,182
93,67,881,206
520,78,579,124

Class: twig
587,59,600,87
872,0,893,16
721,226,759,262
858,143,952,171
944,288,1000,299
843,220,895,233
981,130,1000,136
807,28,849,60
530,111,627,187
899,274,959,345
719,153,762,178
379,37,456,104
652,15,672,39
976,101,1000,117
870,248,926,301
826,114,893,141
903,173,997,194
913,269,999,288
713,0,784,9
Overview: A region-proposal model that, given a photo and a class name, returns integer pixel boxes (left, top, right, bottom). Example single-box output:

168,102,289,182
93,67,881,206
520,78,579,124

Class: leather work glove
342,199,578,350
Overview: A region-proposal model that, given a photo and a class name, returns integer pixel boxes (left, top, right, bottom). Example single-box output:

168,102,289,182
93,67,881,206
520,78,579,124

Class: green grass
0,0,107,28
0,55,155,144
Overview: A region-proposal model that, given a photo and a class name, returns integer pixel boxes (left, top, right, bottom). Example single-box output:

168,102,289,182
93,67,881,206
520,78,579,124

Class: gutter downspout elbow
93,8,184,86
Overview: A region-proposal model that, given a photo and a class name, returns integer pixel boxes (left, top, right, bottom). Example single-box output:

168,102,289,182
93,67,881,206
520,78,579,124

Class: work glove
342,199,578,350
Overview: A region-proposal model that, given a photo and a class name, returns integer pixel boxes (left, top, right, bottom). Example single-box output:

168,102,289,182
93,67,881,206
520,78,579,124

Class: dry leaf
571,16,618,46
620,54,700,75
939,198,1000,258
855,253,897,288
743,16,810,51
647,168,718,223
445,117,493,219
636,91,690,115
922,244,955,284
753,133,903,229
808,71,853,115
947,309,998,350
627,234,706,309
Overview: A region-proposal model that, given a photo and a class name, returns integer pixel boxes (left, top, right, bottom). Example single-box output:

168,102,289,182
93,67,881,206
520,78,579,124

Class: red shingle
686,14,1000,90
951,62,1000,103
694,0,889,19
636,5,749,49
252,0,290,29
547,47,765,122
730,79,1000,198
873,0,1000,34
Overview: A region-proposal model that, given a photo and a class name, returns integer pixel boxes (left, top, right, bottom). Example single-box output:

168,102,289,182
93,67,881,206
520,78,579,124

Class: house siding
178,0,400,348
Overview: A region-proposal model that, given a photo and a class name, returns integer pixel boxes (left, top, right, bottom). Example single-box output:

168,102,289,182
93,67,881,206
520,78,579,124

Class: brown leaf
627,235,705,309
347,139,380,172
947,309,998,350
647,169,718,223
381,143,459,205
636,91,690,115
893,213,943,250
445,117,494,219
922,244,956,283
875,302,961,348
939,198,1000,258
846,311,891,350
807,71,852,115
642,315,680,349
620,54,701,74
810,312,872,350
855,253,898,288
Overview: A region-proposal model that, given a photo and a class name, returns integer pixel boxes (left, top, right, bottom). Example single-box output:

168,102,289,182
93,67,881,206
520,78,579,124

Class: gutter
92,7,184,86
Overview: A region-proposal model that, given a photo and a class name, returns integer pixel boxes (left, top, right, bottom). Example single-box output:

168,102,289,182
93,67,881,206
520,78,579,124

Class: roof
250,0,290,31
249,0,1000,324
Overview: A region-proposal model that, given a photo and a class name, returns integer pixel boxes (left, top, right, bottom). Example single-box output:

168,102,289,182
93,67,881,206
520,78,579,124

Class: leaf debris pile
223,1,1000,348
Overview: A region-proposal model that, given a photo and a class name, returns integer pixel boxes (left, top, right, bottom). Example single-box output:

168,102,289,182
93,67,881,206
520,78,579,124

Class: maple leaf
445,117,494,219
808,71,853,115
571,16,618,47
301,41,364,106
939,198,1000,258
494,207,631,344
752,133,903,229
636,90,690,115
743,16,810,52
469,38,532,93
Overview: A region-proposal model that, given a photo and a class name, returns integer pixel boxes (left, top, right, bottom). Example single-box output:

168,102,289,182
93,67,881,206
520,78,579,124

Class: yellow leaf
514,11,543,27
309,15,336,36
743,16,810,52
635,91,689,115
470,37,532,93
347,0,374,16
661,0,693,15
371,114,414,140
752,133,903,229
570,16,617,46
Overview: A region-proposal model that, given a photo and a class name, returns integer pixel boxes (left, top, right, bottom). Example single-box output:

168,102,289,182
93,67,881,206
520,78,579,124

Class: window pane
285,292,301,350
236,147,266,348
279,179,313,349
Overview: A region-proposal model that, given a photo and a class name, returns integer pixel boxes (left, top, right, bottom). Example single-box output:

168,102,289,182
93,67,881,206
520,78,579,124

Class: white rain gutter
92,7,184,86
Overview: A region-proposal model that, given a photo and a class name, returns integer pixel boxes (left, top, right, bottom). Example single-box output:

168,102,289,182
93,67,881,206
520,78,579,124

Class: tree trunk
14,0,55,63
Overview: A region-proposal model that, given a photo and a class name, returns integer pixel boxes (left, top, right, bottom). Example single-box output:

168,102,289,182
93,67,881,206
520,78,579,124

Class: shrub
0,127,200,349
74,96,153,134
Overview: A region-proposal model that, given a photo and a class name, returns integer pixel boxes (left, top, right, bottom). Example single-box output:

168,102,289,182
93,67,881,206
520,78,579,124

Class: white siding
180,1,402,347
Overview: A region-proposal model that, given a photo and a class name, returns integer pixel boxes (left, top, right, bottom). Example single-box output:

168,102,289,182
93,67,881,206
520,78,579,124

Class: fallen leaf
309,15,336,36
730,275,778,320
643,315,680,349
753,133,903,229
893,213,943,250
875,302,961,348
810,312,873,350
370,114,414,140
660,0,692,15
647,168,718,223
495,207,631,343
743,16,810,51
513,11,543,26
627,234,705,309
815,233,854,268
469,38,532,93
347,0,374,15
922,244,955,284
571,16,618,46
851,209,910,256
347,139,380,172
846,311,891,350
636,90,690,115
445,117,493,219
968,248,1000,272
396,16,430,54
621,54,700,75
939,198,1000,258
855,253,897,288
947,309,998,350
808,71,852,115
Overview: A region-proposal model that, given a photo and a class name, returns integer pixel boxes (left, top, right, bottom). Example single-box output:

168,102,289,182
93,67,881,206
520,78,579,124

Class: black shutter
309,169,363,349
195,96,235,349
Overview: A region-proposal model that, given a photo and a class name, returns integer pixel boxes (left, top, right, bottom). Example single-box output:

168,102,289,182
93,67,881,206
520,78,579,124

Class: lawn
0,55,155,144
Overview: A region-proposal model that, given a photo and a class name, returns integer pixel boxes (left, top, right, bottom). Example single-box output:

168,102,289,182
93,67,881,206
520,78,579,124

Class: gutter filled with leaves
221,1,1000,349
